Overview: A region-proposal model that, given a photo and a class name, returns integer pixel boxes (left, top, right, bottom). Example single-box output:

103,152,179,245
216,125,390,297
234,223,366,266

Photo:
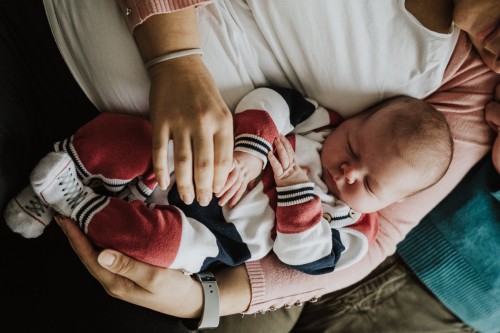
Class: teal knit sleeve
398,154,500,333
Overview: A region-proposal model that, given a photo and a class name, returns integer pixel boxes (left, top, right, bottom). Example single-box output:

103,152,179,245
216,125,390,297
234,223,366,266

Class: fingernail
182,193,194,205
54,215,66,230
199,195,211,206
213,185,221,193
98,252,116,267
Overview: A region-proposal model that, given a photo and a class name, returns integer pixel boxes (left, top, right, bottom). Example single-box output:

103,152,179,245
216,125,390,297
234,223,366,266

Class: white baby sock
30,151,98,218
4,186,55,238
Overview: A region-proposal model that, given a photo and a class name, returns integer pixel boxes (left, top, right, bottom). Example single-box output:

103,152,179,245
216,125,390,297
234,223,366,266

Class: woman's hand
54,215,204,318
134,9,234,207
485,83,500,173
148,56,234,207
54,216,251,317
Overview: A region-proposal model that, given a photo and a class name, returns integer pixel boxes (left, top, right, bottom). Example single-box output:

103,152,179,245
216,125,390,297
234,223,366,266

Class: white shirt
43,0,459,117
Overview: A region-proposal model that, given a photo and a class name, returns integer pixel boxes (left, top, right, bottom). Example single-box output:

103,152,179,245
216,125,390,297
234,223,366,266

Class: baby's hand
268,135,309,187
216,151,263,208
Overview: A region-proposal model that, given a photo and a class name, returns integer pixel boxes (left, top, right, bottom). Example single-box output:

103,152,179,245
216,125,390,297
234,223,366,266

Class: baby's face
320,109,423,213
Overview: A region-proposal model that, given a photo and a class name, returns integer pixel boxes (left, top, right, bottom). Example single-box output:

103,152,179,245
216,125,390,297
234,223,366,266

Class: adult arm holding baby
131,1,233,206
11,0,500,331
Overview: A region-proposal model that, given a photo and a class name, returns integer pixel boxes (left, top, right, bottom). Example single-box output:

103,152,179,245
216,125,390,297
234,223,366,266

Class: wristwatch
183,271,220,330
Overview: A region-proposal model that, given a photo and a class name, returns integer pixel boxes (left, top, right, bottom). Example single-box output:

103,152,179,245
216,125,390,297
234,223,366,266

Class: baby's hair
367,96,454,194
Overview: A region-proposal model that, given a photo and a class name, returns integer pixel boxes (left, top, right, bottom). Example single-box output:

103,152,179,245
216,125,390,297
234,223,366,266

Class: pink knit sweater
115,0,499,314
116,0,212,31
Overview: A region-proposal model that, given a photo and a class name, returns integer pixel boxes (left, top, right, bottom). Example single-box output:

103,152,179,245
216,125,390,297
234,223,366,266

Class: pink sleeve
243,31,500,314
115,0,213,32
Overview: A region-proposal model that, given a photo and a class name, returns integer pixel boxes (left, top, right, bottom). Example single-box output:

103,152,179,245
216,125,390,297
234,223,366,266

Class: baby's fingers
216,162,238,197
218,176,243,207
228,185,248,209
279,135,296,162
268,150,285,177
274,136,291,170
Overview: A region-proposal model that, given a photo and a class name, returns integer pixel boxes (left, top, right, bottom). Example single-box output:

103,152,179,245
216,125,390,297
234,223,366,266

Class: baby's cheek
339,187,377,213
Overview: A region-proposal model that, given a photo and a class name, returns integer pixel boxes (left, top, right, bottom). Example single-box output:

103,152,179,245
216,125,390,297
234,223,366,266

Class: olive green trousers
202,255,475,333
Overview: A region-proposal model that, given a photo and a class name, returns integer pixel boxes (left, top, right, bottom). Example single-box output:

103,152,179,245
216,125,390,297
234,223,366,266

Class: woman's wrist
147,269,203,319
133,7,201,63
179,265,251,321
216,265,252,315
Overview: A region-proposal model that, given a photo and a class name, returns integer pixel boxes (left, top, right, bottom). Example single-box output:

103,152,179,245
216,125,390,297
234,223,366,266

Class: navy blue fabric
168,184,252,271
289,229,344,275
268,87,316,127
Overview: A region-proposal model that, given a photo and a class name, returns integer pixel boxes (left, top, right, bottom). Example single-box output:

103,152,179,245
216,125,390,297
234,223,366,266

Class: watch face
200,275,216,282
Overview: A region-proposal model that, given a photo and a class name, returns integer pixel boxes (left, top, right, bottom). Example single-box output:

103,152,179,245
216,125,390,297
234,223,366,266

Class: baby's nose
341,163,361,184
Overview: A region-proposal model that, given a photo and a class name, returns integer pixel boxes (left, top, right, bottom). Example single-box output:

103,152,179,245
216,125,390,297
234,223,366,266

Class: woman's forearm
216,265,252,315
133,7,200,62
133,261,252,319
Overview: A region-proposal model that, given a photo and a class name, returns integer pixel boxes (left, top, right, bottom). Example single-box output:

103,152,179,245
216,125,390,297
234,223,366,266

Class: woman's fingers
151,124,171,191
96,250,161,293
55,215,118,285
192,131,214,206
57,216,160,301
154,124,233,207
173,132,195,205
148,57,234,207
55,216,194,315
213,128,234,194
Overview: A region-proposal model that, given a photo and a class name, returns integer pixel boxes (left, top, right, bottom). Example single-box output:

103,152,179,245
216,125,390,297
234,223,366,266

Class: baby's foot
4,186,55,238
30,152,97,218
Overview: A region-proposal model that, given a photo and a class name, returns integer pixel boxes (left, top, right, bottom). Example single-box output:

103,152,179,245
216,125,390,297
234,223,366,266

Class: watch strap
183,271,220,330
